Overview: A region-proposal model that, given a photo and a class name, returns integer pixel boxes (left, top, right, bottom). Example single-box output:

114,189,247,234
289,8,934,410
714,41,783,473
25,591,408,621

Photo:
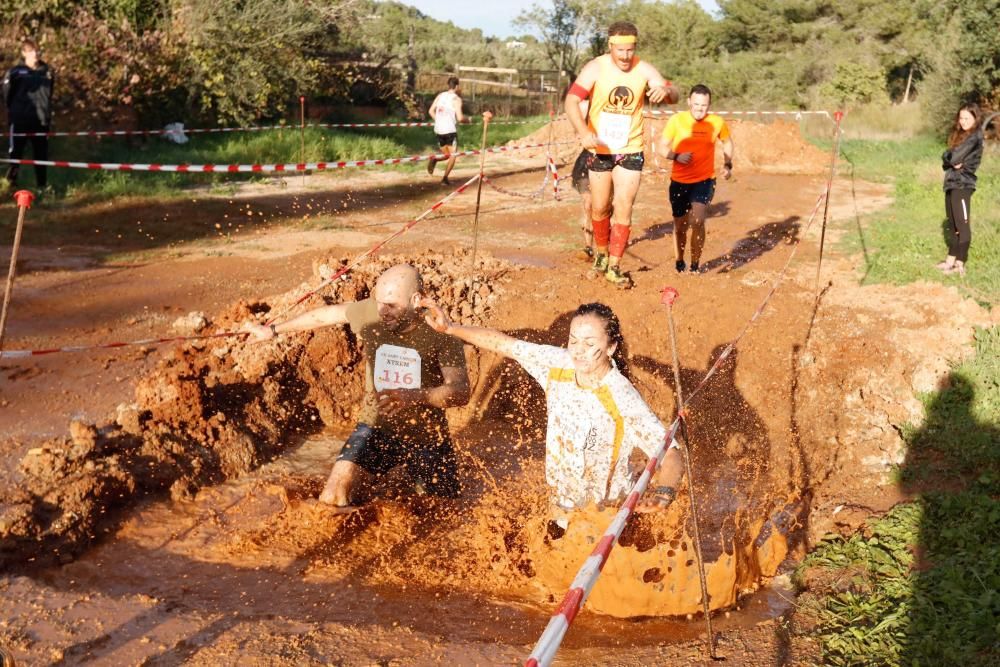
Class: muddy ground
1,120,997,665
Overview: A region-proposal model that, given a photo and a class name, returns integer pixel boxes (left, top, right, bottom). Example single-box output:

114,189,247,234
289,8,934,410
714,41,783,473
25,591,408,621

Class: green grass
794,326,1000,666
824,135,1000,304
7,116,549,203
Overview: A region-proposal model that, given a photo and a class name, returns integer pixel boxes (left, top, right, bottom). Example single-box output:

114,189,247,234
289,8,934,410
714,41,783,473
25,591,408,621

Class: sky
401,0,722,39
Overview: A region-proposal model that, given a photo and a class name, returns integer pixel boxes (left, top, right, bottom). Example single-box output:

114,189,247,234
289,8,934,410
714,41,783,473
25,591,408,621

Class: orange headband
608,35,636,45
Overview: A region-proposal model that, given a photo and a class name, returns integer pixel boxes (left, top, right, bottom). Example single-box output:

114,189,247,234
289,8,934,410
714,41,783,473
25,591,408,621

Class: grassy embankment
793,112,999,666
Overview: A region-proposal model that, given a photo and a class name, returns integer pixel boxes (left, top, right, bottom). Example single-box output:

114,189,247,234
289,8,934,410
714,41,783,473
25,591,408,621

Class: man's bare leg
442,145,457,184
604,166,642,287
318,460,371,507
673,214,689,269
588,170,614,272
688,202,708,270
578,191,594,259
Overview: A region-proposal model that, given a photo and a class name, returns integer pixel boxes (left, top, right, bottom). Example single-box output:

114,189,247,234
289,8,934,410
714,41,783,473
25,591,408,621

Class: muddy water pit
1,249,805,663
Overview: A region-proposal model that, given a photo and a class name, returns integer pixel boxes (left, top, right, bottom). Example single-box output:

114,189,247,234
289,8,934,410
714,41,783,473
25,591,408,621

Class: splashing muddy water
27,432,797,663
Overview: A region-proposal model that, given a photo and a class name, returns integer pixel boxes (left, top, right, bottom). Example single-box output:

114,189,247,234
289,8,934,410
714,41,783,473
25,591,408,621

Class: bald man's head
373,264,424,332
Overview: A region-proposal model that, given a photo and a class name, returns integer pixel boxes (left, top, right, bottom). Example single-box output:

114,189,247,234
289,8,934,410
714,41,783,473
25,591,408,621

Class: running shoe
591,252,609,273
605,265,632,289
689,261,701,273
427,156,437,175
575,245,594,261
675,259,686,273
441,176,451,186
935,259,955,271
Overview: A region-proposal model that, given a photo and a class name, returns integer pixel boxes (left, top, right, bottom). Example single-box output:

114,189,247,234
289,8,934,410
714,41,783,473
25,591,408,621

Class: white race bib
374,344,422,391
597,111,630,151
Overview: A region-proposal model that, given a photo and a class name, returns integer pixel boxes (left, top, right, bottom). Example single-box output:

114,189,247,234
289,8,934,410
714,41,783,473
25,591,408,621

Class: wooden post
902,66,914,104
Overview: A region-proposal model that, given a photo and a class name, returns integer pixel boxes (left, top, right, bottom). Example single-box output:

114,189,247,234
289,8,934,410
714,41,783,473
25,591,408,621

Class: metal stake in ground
469,111,494,301
815,110,844,289
0,190,35,353
660,286,721,661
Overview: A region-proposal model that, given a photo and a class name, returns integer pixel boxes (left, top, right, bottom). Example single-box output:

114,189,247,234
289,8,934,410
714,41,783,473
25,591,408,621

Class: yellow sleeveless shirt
587,54,648,155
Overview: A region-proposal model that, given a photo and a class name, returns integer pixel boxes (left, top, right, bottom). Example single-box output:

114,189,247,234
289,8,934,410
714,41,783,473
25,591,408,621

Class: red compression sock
592,217,611,248
609,223,631,258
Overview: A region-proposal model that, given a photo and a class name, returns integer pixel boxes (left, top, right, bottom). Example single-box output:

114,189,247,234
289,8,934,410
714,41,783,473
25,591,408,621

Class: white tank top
433,91,459,134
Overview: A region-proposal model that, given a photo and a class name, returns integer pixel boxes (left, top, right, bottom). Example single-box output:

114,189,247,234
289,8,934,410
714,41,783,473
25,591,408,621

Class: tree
514,0,613,78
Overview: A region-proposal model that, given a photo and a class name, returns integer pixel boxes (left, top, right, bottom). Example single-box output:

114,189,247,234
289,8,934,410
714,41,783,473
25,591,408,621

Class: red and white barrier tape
549,157,561,200
0,174,482,360
0,140,573,173
4,117,566,138
644,109,833,122
524,187,828,667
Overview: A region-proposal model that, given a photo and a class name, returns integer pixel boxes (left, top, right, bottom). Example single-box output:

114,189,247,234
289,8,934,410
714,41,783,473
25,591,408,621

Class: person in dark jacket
937,103,984,276
4,38,54,191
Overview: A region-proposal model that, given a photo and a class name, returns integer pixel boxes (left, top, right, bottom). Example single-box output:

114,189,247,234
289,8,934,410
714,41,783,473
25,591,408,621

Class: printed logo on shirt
605,86,635,113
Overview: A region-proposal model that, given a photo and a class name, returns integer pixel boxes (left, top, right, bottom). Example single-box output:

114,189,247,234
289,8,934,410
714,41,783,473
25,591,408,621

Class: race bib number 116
374,344,422,391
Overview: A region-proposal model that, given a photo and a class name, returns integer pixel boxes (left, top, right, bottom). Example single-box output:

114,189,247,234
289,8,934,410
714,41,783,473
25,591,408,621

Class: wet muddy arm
425,364,471,408
721,137,735,178
272,304,350,335
442,324,521,359
244,304,351,342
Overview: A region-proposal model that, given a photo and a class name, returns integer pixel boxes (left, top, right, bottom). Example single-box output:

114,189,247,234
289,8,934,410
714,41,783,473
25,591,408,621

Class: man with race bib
565,21,678,288
243,264,471,509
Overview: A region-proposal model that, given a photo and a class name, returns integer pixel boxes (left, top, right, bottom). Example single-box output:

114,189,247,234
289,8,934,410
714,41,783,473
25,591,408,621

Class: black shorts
669,178,716,218
588,152,644,173
336,423,461,498
571,149,591,193
436,132,458,149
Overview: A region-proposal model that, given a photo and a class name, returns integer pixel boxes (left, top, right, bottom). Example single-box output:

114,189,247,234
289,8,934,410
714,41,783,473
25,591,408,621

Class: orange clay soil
1,120,996,665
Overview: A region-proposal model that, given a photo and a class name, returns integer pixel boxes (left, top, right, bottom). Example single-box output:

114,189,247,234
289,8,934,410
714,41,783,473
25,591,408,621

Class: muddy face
373,278,419,333
567,314,615,381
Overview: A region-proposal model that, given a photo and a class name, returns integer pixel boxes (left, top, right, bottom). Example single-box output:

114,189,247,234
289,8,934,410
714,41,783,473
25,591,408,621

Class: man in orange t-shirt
656,84,735,273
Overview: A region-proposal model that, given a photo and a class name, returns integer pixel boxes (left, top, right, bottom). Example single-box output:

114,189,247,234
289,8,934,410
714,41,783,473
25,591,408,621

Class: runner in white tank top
427,77,465,185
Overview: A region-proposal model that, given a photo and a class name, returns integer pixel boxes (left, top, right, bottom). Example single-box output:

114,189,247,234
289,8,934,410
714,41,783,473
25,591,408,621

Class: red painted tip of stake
660,286,679,306
525,659,540,667
834,110,844,122
13,190,34,208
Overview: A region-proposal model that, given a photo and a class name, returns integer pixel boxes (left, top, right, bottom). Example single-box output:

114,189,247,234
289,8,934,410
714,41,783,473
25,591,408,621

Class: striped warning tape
644,109,834,122
524,186,828,667
4,117,567,138
0,173,483,360
0,140,574,173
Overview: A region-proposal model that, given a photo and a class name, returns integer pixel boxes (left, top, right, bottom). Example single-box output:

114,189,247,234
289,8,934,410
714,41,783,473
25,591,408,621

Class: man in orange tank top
565,21,678,288
656,84,735,273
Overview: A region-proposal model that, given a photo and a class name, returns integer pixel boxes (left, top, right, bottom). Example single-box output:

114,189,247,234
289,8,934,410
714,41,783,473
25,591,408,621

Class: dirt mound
0,249,517,569
517,115,830,175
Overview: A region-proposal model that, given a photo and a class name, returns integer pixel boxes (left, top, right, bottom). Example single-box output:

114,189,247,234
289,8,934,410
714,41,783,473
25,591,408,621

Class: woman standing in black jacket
937,103,984,276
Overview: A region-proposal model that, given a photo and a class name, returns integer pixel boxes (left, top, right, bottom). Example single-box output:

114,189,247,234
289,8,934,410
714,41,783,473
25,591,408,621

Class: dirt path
2,126,996,665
